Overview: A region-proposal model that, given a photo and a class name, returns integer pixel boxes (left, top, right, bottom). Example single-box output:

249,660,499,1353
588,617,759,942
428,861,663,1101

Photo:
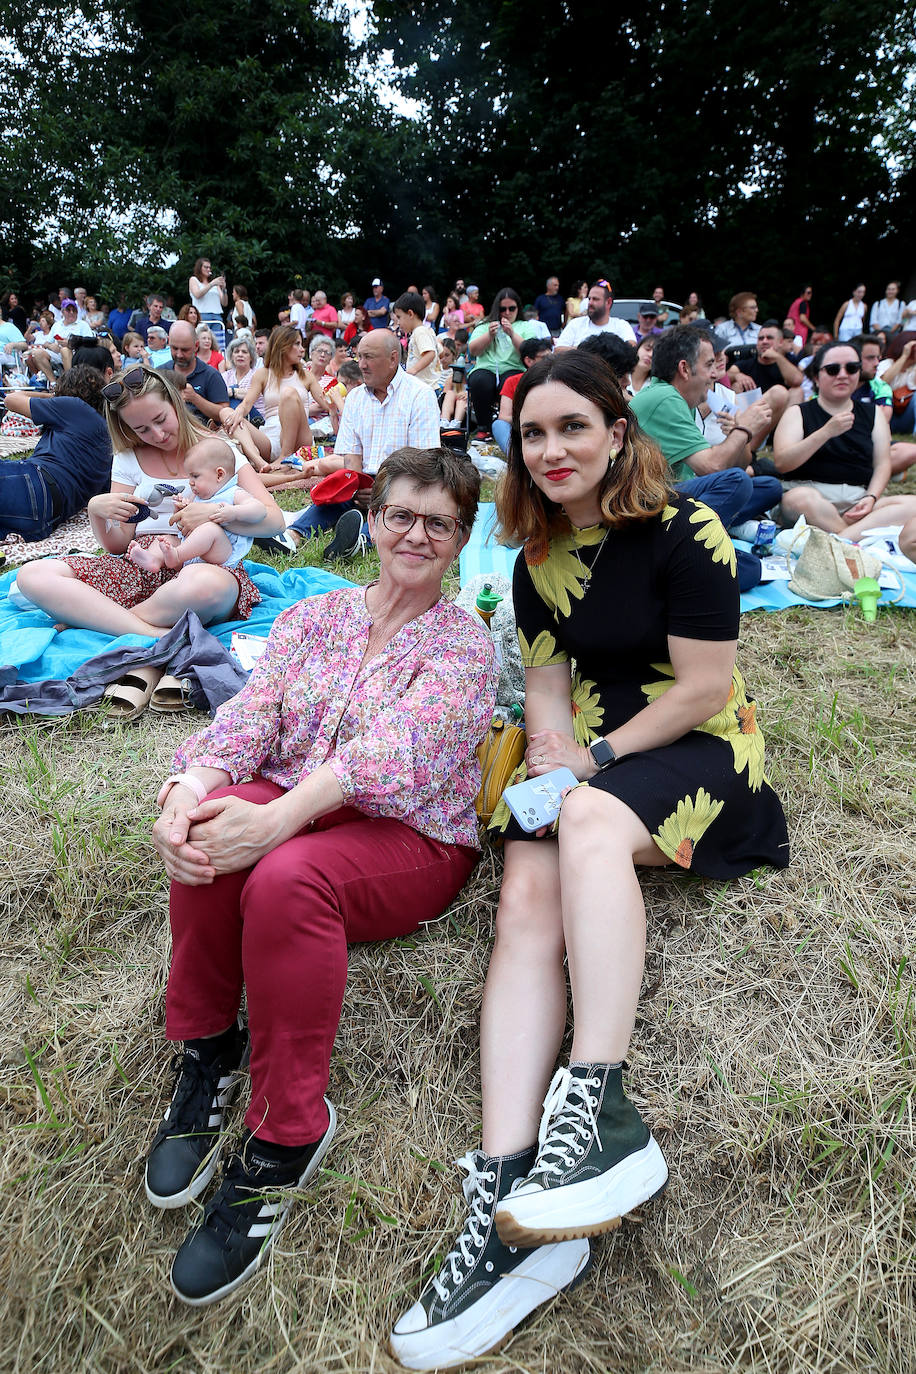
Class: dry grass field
2,489,915,1373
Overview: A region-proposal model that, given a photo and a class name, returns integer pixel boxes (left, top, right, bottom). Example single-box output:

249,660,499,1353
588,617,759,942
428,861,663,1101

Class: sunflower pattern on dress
497,496,789,877
653,789,725,868
640,663,766,790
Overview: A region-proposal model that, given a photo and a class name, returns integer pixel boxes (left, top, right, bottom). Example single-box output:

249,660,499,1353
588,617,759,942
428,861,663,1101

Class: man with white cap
364,278,391,329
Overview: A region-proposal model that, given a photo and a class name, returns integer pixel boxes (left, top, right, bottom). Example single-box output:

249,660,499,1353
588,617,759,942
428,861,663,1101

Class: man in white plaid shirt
284,330,441,554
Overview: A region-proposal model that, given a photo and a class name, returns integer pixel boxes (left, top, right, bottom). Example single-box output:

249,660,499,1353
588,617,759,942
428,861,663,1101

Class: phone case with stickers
502,767,579,832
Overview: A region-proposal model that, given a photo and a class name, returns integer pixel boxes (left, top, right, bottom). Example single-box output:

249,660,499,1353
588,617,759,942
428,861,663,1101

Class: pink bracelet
157,773,209,808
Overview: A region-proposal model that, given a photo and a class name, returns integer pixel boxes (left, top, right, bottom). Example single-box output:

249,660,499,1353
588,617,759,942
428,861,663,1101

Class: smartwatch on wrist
588,738,617,770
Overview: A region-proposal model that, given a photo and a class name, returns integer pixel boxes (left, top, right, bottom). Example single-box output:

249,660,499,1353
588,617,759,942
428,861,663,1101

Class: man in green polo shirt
630,324,776,588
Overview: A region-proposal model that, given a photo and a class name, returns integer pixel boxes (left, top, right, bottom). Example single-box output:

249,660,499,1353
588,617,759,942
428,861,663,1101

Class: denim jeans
289,500,370,542
0,462,57,540
675,469,772,592
492,418,512,455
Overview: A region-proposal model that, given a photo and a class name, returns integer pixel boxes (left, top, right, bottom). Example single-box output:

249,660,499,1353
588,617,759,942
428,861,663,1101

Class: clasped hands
153,791,286,886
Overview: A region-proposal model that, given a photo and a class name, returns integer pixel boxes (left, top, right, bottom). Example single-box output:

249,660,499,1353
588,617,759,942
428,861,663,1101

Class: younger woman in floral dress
392,349,789,1371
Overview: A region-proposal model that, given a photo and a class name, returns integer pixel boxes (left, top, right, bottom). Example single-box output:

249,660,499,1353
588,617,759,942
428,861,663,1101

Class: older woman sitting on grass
148,446,497,1307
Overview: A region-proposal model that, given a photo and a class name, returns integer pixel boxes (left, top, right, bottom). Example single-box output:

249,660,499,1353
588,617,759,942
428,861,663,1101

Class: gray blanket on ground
0,612,247,716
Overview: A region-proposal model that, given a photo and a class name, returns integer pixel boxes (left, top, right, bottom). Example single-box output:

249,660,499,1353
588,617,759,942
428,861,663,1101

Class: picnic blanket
0,558,354,686
459,505,916,613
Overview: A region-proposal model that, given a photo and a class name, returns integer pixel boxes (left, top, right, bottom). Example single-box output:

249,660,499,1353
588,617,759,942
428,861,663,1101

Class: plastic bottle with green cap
475,582,502,626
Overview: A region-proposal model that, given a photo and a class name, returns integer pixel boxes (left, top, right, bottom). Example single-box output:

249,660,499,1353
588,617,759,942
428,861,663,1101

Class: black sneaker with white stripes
144,1029,249,1210
169,1102,337,1306
322,507,366,561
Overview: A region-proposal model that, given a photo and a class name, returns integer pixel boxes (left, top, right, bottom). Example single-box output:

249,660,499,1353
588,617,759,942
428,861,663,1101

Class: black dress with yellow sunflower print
492,497,790,878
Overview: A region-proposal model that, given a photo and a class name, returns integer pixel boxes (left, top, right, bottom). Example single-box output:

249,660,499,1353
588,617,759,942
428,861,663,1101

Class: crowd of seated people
3,268,914,568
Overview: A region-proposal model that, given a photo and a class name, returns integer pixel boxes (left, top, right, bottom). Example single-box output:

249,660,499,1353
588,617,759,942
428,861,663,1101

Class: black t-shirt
793,399,874,485
28,396,111,512
737,357,783,392
513,497,738,735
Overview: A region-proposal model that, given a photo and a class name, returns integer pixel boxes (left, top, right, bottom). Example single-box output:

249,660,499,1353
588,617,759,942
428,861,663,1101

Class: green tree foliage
0,0,388,303
1,0,913,311
370,0,916,312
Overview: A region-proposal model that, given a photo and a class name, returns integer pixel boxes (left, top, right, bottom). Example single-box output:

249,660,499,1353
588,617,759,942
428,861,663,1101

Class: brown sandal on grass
100,666,164,722
148,674,194,714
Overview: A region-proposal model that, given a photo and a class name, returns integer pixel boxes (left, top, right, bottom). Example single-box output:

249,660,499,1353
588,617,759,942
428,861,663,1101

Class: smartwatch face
590,738,615,769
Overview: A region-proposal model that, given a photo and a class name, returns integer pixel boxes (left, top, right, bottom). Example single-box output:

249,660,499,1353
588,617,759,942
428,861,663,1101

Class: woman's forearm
161,766,232,806
604,678,731,760
263,764,344,841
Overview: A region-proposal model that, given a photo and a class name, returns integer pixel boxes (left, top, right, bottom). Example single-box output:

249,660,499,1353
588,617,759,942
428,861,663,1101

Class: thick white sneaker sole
390,1236,590,1371
494,1134,668,1245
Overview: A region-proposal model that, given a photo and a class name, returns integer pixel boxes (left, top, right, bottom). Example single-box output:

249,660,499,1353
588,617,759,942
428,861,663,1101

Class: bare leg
481,840,568,1155
441,392,456,421
890,442,916,477
843,493,916,539
279,389,310,458
131,564,240,627
228,418,272,468
900,515,916,561
556,787,667,1064
779,487,847,533
15,559,166,637
29,348,57,387
159,520,233,569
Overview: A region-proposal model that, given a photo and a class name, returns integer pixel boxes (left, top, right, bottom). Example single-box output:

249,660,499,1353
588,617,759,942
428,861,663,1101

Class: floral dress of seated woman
490,496,790,878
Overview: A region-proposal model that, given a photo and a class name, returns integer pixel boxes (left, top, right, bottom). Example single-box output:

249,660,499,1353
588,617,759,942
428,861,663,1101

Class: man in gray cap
634,303,664,344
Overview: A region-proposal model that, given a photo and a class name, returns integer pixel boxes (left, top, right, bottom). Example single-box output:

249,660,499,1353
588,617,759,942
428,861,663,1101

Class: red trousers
166,779,476,1143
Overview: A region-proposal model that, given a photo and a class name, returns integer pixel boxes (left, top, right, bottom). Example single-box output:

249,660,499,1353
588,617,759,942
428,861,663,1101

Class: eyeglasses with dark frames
819,362,860,376
379,504,461,541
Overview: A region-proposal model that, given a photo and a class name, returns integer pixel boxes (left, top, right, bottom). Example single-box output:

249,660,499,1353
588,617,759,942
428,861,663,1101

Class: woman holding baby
16,366,285,638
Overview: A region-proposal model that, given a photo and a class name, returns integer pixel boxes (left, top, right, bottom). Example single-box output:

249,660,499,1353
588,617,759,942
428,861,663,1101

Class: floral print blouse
174,587,498,849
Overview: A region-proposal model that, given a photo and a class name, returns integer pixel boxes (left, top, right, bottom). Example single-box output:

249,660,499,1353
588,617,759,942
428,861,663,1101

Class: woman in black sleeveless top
773,340,890,533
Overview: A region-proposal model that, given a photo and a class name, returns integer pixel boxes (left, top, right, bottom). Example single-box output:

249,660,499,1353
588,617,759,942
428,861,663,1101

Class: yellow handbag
476,715,526,823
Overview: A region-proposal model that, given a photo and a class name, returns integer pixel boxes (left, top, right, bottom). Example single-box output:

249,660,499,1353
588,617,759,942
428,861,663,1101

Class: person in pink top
147,445,497,1308
310,289,339,338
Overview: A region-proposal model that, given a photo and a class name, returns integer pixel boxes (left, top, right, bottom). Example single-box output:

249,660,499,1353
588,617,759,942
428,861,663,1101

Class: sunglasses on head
101,367,151,402
820,361,860,376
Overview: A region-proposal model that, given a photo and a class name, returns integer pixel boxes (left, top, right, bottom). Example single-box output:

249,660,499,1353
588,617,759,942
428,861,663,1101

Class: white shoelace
431,1151,496,1301
532,1067,602,1177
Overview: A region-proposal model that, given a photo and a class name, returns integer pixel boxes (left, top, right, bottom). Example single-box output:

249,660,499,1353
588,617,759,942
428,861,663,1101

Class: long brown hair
496,350,670,546
264,324,308,383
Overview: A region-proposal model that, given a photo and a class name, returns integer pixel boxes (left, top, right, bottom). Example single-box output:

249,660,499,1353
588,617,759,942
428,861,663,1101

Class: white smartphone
502,767,579,833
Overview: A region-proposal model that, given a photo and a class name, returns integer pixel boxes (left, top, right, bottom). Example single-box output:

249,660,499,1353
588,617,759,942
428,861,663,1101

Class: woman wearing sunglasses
467,287,540,439
147,446,495,1306
773,340,891,533
16,365,284,637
